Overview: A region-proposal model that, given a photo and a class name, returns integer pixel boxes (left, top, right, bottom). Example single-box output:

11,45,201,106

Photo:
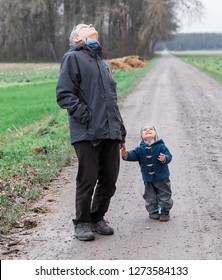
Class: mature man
56,24,126,241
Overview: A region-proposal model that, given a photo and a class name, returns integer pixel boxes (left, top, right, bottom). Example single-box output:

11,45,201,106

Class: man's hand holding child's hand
121,147,128,159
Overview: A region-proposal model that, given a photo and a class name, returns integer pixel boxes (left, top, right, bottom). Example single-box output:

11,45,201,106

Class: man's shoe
149,213,160,220
159,214,170,222
92,220,114,235
74,221,95,241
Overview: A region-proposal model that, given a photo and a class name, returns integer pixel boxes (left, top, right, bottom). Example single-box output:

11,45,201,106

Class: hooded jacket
56,42,126,144
123,139,172,183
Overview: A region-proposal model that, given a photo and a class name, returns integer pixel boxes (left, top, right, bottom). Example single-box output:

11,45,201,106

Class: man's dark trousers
73,139,120,224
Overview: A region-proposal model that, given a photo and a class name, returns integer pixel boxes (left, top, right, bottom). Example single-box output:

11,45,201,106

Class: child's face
142,125,156,141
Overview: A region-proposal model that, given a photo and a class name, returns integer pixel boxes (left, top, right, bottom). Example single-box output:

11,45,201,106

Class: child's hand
121,147,128,158
158,153,166,163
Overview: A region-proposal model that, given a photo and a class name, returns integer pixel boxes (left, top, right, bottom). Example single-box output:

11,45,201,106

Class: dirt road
2,53,222,260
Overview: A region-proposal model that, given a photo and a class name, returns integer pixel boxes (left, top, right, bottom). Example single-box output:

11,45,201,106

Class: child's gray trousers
143,179,173,214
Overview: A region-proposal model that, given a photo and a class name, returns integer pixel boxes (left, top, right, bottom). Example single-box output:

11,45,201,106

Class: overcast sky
179,0,222,33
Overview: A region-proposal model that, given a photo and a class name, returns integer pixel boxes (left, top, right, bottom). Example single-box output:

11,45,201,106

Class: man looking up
56,24,126,241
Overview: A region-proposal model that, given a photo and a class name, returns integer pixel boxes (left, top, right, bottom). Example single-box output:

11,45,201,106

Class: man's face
75,24,98,41
142,125,156,141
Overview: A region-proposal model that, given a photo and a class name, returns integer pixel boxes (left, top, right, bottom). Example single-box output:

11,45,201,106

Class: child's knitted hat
140,125,158,142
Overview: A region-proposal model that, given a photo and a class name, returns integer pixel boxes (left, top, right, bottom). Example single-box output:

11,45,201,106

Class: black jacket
56,42,126,144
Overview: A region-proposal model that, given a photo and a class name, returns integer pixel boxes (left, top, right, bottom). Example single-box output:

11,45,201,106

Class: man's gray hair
69,24,87,46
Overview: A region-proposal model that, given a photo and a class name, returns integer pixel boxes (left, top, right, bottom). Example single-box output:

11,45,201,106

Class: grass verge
0,110,73,232
173,52,222,83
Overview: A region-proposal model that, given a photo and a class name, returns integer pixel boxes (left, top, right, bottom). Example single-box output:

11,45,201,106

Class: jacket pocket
82,107,92,129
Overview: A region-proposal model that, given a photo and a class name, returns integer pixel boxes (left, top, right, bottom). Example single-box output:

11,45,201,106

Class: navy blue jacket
56,42,126,144
123,140,172,182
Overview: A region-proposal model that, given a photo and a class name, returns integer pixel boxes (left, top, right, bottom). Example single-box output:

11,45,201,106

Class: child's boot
159,211,170,222
149,213,160,219
148,208,160,220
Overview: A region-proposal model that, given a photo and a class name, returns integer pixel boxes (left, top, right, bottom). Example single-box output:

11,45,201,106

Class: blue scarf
84,38,100,48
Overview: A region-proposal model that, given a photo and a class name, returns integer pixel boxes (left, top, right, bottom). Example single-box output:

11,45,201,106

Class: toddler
121,125,173,221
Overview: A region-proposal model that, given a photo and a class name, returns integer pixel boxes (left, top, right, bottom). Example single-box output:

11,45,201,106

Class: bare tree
174,0,204,27
134,0,176,56
0,0,32,60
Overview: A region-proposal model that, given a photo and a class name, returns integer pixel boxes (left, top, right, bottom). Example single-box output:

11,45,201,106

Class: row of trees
0,0,203,62
158,33,222,51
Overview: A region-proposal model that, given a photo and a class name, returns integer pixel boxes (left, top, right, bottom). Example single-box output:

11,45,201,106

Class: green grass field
172,50,222,82
0,82,58,133
0,63,60,133
171,50,222,56
0,63,59,86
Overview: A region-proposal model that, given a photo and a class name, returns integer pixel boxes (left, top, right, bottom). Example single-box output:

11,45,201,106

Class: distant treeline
157,33,222,51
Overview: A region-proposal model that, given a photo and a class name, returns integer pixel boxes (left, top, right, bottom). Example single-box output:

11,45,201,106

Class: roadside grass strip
174,52,222,83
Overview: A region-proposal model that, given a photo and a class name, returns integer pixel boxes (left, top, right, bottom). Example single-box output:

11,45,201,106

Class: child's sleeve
161,145,172,164
122,147,140,162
